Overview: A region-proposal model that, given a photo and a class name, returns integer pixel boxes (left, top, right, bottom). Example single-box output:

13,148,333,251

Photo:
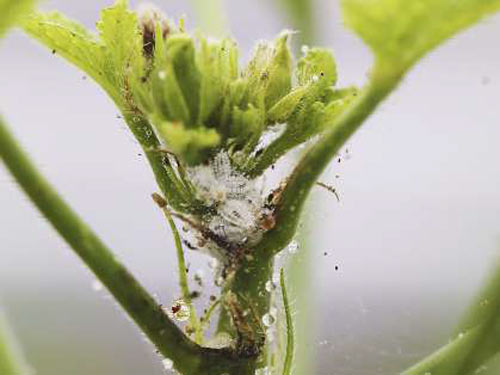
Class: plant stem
256,64,403,258
0,116,246,375
280,268,294,375
402,327,482,375
401,256,500,375
0,311,31,375
161,204,204,344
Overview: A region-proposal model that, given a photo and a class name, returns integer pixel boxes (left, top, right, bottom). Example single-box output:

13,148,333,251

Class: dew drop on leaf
262,313,276,327
162,358,173,370
92,280,103,291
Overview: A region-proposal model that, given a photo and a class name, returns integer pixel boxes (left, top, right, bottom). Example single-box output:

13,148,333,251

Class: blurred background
1,0,500,374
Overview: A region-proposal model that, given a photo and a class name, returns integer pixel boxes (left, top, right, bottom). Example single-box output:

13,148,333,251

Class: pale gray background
1,1,500,374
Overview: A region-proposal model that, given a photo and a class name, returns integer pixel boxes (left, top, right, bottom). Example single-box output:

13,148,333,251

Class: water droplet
269,306,278,316
301,45,310,55
288,240,299,254
158,71,167,80
262,313,276,327
312,74,319,82
265,280,276,293
255,367,269,375
458,332,464,339
92,280,103,291
165,299,190,322
208,259,218,269
162,358,173,370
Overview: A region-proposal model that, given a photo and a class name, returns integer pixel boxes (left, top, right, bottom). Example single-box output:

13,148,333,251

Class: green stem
218,64,403,370
401,256,500,374
0,311,31,375
401,327,485,375
201,299,221,330
280,268,294,375
256,64,403,257
0,116,247,375
162,206,204,344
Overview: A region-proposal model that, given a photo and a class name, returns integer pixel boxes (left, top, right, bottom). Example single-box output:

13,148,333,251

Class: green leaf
0,0,34,38
296,48,336,86
22,11,106,87
155,121,220,165
342,0,500,74
97,0,144,104
23,0,145,107
163,34,201,124
244,32,293,110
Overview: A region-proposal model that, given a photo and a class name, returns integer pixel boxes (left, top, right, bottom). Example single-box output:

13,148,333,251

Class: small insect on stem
152,192,168,208
316,182,340,202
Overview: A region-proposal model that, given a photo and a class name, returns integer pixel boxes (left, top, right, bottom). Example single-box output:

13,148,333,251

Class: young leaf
342,0,500,75
22,11,111,98
0,0,34,38
155,121,220,165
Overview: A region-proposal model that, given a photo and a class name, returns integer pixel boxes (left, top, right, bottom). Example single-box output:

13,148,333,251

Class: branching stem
154,194,204,344
0,116,248,375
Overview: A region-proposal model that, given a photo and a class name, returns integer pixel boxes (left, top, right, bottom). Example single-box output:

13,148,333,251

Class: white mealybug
187,152,266,254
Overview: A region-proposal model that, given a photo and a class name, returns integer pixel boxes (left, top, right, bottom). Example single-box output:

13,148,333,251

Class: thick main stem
0,117,246,375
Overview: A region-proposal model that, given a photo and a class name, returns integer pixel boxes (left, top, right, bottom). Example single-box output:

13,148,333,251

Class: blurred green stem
189,0,228,37
277,0,315,46
0,311,30,375
402,256,500,375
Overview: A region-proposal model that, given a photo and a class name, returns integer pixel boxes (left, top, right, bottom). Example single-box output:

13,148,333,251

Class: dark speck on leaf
335,265,339,271
323,252,328,256
51,49,56,54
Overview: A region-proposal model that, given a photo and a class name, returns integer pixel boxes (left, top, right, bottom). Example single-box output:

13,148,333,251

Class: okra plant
2,0,500,374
